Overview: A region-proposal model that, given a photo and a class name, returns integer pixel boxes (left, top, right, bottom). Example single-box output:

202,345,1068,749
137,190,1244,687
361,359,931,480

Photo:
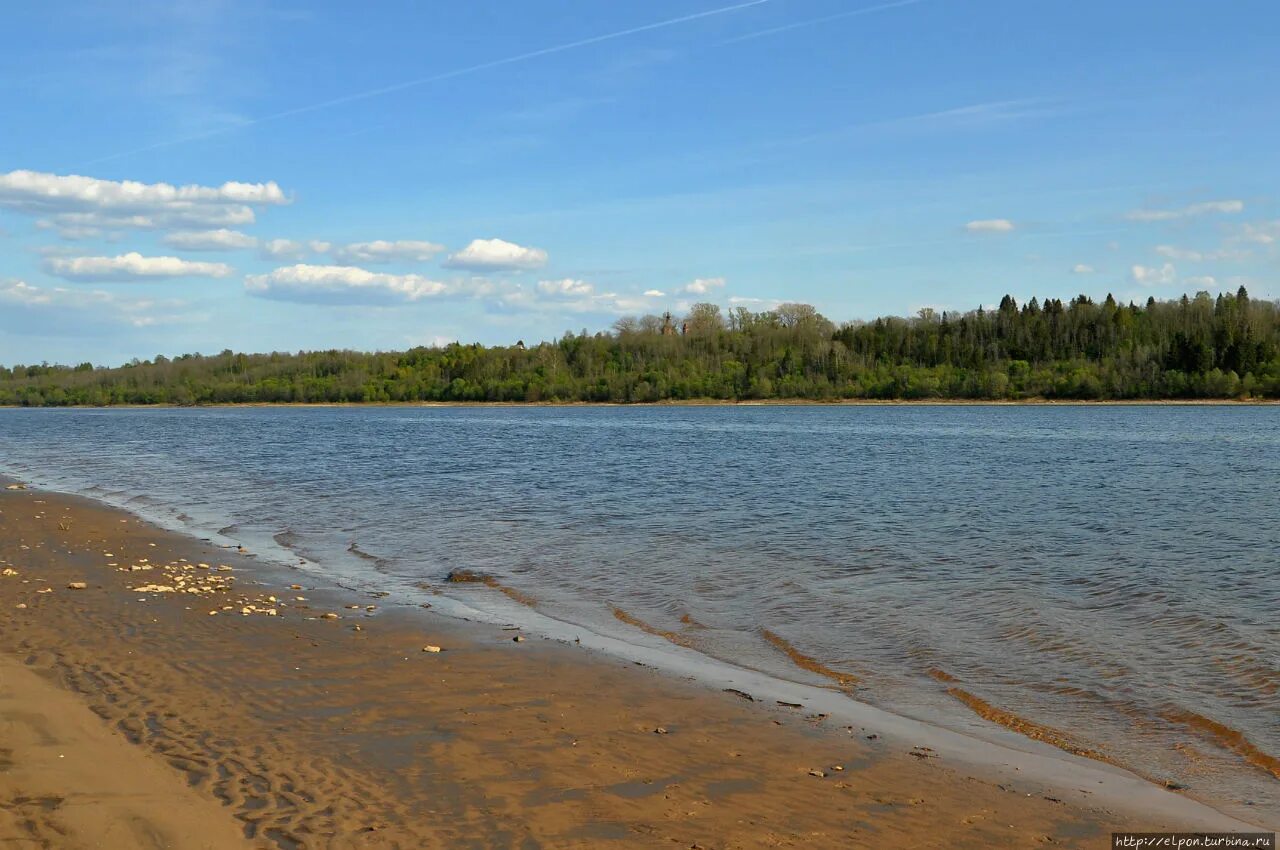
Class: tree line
3,287,1278,406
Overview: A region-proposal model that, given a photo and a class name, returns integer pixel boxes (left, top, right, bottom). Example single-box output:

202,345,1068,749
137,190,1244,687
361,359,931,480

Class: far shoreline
2,397,1278,410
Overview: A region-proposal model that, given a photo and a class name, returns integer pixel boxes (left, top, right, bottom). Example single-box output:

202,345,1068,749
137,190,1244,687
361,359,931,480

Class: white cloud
536,278,594,296
259,238,331,260
44,252,234,282
245,264,448,304
163,228,258,251
681,277,726,295
965,218,1015,233
1155,245,1201,261
1184,275,1218,288
0,278,188,328
728,295,783,308
1187,200,1243,215
643,289,665,297
1071,263,1096,274
35,219,106,241
1154,244,1246,262
1235,221,1279,245
332,239,445,264
493,279,665,316
0,170,289,234
1126,200,1243,222
1130,262,1176,286
444,238,548,271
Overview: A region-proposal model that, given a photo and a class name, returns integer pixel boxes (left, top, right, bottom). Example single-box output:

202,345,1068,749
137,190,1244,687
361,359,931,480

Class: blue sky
2,0,1277,365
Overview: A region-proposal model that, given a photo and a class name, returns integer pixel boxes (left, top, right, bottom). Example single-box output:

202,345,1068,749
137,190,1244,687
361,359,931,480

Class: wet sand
0,483,1263,848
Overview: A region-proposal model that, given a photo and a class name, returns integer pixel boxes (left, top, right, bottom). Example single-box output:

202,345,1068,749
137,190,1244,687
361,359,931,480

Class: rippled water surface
2,405,1277,815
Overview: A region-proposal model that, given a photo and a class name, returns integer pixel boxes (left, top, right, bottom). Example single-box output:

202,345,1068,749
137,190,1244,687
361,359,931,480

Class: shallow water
1,405,1276,815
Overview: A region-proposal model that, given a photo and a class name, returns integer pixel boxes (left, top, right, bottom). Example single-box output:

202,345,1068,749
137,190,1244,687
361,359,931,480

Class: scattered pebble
423,645,443,653
67,581,87,590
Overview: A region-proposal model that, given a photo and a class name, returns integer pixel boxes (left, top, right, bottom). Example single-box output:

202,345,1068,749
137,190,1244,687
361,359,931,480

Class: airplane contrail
719,0,927,45
84,0,771,166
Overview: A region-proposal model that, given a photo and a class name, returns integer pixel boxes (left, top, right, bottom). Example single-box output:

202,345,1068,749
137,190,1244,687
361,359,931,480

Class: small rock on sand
809,769,827,778
67,581,87,590
320,613,340,620
5,483,26,490
422,645,443,653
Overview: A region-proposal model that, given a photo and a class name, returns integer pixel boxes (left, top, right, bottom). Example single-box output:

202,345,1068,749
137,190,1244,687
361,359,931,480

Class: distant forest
4,288,1279,405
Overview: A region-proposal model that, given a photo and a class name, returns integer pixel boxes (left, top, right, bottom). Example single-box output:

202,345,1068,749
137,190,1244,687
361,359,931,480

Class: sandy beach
0,481,1266,848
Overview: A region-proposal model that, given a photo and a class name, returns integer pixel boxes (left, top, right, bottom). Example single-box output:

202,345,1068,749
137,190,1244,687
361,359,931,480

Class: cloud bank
1,278,186,328
163,229,259,251
965,218,1015,233
245,264,448,304
331,240,445,264
1126,200,1243,222
681,277,726,295
44,252,234,282
0,170,289,236
1130,262,1176,286
444,238,548,271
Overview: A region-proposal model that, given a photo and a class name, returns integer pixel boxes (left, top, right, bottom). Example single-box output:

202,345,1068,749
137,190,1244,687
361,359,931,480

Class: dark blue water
1,405,1276,814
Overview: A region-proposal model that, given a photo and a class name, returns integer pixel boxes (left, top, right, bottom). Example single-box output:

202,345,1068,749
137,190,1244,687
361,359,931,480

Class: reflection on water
1,404,1277,814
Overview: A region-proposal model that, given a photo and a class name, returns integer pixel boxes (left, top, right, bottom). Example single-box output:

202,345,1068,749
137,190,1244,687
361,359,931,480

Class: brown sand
0,484,1251,848
0,652,251,849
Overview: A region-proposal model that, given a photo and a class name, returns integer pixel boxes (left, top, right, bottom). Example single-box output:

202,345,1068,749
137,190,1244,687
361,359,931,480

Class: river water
1,405,1276,816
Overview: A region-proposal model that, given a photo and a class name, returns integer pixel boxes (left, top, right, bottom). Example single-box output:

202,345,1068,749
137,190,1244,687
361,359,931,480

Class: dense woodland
3,288,1279,405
